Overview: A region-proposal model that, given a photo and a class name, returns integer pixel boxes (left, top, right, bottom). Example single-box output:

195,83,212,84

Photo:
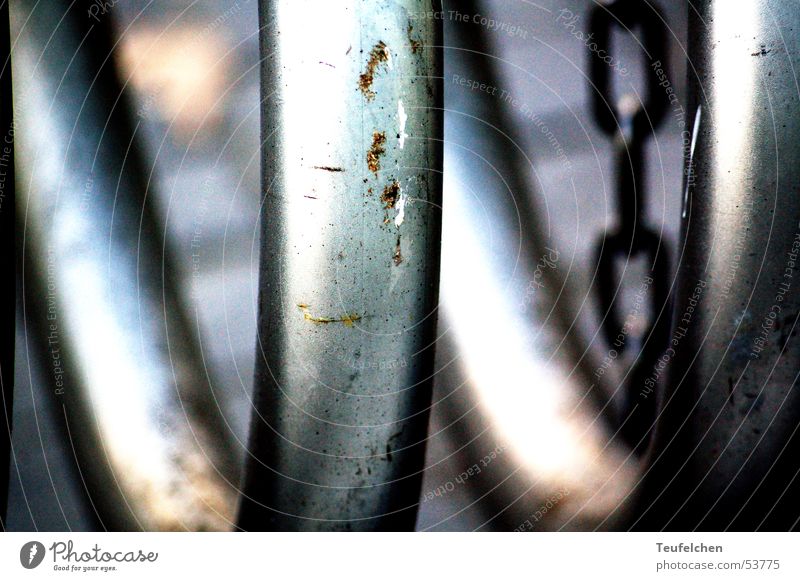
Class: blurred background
8,0,688,531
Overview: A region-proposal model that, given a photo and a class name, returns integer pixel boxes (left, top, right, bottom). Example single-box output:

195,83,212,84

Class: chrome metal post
238,0,443,530
634,0,800,530
14,1,238,530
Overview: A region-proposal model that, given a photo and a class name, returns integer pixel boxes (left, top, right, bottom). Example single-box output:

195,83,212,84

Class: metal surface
0,0,13,528
238,0,443,530
13,1,239,530
633,0,800,530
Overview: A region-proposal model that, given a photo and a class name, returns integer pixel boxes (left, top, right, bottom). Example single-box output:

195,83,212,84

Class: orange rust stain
381,181,401,209
367,131,387,174
359,41,390,100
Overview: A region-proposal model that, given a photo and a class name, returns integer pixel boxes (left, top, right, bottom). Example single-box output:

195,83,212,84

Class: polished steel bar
633,0,800,530
238,0,443,530
13,1,239,530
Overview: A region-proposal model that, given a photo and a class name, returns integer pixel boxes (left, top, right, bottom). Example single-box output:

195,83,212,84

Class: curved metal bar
417,0,638,531
446,0,610,424
634,0,800,530
0,0,13,529
14,1,239,530
238,0,443,530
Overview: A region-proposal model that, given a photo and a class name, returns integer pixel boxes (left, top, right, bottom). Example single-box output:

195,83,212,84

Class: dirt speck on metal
393,237,403,266
408,24,422,54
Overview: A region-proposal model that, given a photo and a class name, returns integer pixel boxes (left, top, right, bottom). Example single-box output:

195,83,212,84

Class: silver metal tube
634,0,800,530
13,1,238,530
238,0,443,530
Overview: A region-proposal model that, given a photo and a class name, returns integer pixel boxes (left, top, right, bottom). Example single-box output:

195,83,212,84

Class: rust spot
408,24,422,54
393,237,403,266
312,165,345,172
359,41,390,100
381,181,401,209
297,304,361,327
367,131,386,174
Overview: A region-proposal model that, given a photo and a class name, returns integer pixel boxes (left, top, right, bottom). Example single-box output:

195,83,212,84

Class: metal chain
588,0,672,452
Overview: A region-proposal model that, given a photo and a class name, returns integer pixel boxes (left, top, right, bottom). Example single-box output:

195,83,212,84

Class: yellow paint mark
297,304,362,327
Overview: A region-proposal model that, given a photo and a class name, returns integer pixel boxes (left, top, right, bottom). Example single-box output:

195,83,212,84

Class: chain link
588,0,672,452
